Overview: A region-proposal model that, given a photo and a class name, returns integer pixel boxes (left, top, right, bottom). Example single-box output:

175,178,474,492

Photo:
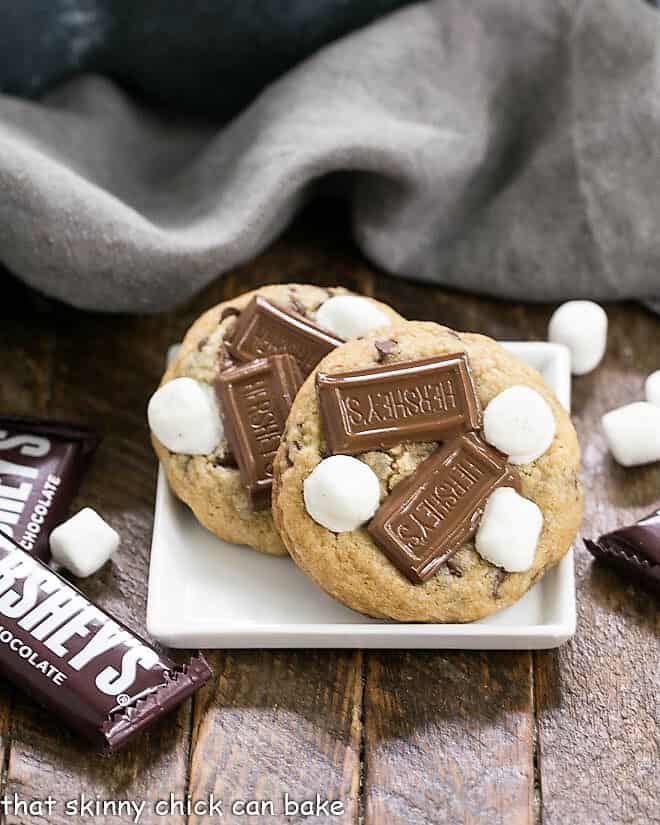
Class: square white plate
147,341,575,649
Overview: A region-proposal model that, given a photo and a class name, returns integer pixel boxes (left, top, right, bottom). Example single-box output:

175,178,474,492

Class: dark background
0,0,417,117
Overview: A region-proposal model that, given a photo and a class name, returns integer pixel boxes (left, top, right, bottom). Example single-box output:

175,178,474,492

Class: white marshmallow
475,487,543,572
601,402,660,467
316,295,391,339
50,508,120,578
483,385,556,464
303,455,381,532
548,300,607,376
148,377,223,455
645,370,660,406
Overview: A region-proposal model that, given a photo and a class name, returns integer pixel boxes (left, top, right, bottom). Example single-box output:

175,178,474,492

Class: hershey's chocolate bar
316,353,482,456
0,534,212,752
368,433,519,584
585,508,660,595
216,355,303,509
0,417,99,561
226,296,344,377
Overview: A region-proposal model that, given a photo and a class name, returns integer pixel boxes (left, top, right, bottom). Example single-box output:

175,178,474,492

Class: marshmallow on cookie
316,295,391,339
475,488,543,572
148,377,224,455
303,455,381,532
483,385,556,464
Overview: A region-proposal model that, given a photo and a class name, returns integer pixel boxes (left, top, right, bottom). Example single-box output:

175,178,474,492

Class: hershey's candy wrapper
585,508,660,596
0,416,99,560
0,534,212,752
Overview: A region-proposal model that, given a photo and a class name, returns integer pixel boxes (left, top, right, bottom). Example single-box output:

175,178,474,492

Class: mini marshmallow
645,370,660,406
548,300,607,376
316,295,391,339
50,507,120,578
475,487,543,572
303,455,381,532
148,377,223,455
483,385,556,464
601,402,660,467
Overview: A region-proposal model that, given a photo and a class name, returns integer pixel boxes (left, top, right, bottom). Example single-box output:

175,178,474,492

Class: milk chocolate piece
0,417,99,561
317,354,482,456
585,508,660,595
0,533,212,752
216,355,303,509
368,433,519,583
227,295,344,377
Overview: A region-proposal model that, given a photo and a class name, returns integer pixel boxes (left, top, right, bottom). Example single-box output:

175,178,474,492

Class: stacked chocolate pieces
216,296,344,509
316,353,519,583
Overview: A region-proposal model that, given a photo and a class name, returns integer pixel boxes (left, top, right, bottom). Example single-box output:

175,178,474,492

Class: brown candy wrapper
585,508,660,596
0,416,99,560
0,534,212,752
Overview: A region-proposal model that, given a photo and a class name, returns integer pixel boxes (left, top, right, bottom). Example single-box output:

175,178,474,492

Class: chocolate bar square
216,355,302,509
368,433,518,584
316,353,482,455
227,295,344,377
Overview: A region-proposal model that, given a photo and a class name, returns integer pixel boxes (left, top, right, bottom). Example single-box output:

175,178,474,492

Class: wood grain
364,653,534,825
0,202,658,824
188,651,363,824
534,303,660,825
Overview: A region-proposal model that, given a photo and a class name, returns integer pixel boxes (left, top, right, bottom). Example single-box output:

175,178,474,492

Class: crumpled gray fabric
0,0,658,313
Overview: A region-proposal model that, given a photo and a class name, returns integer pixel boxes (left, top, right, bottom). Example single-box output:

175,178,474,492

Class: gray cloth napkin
0,0,658,313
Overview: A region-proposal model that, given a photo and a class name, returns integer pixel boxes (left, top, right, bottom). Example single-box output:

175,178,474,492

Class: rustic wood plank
364,652,534,825
1,298,194,825
188,651,362,824
535,302,660,825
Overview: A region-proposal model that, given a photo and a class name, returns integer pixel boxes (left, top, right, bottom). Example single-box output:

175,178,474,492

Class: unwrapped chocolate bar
216,355,303,509
227,295,344,377
316,353,482,455
585,509,660,595
0,534,212,752
368,433,519,583
0,417,99,561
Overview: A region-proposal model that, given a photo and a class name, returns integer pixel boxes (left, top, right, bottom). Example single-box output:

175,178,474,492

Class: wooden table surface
1,203,658,825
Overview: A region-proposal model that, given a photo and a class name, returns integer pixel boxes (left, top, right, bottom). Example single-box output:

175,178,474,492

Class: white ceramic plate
147,341,575,649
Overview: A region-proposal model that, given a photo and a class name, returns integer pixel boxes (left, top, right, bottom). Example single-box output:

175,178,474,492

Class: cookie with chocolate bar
272,321,582,621
151,284,403,555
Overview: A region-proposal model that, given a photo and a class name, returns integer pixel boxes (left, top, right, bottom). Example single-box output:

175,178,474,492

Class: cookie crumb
289,292,309,318
218,342,236,371
286,439,304,468
446,560,463,577
492,568,508,598
375,339,397,362
212,449,237,468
